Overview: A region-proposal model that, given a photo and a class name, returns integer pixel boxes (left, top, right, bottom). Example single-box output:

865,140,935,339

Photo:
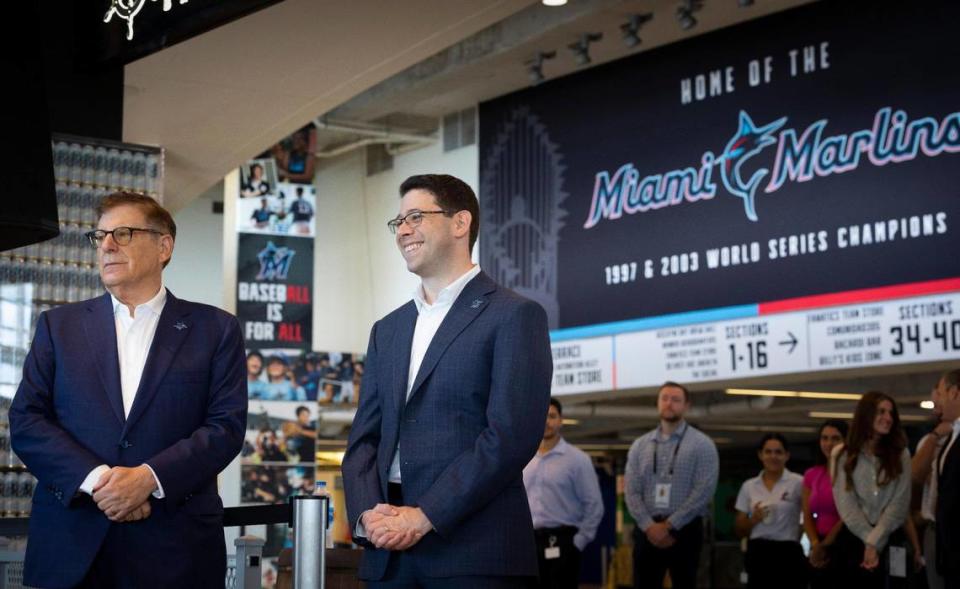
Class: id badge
545,535,561,560
654,483,672,509
888,546,907,578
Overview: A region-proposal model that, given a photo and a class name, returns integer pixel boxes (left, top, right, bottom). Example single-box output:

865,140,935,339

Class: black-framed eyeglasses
85,227,164,247
386,210,451,234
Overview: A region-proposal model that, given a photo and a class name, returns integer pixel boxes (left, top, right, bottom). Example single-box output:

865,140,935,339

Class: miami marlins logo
256,242,296,280
719,111,786,222
104,0,189,41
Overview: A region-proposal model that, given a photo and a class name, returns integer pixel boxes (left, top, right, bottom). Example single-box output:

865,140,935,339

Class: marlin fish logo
719,111,787,222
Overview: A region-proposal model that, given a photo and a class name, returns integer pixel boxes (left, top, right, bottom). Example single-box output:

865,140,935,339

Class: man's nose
397,219,415,236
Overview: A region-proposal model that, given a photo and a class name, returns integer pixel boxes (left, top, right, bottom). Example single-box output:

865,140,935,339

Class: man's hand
92,466,157,522
645,522,673,548
365,505,433,551
362,504,399,545
121,500,152,522
861,544,879,570
934,421,954,439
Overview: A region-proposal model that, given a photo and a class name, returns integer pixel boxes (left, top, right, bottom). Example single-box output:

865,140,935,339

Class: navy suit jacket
9,291,248,589
342,271,553,580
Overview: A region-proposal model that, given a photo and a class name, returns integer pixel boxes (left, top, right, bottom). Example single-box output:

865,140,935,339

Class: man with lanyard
523,398,604,588
625,381,719,589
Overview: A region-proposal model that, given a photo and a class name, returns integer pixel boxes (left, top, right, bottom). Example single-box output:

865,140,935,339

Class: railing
0,496,329,589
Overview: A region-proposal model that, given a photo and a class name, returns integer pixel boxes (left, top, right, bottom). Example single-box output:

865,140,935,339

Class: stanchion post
291,495,327,589
233,535,265,589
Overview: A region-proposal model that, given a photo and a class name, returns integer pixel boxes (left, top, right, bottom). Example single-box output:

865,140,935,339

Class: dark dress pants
633,517,702,589
534,526,580,589
744,538,806,589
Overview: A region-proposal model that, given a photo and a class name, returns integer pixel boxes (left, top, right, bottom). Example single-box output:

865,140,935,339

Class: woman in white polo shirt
734,433,806,589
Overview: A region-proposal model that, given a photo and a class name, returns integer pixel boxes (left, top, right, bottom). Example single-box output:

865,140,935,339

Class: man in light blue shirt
523,398,604,589
625,381,719,589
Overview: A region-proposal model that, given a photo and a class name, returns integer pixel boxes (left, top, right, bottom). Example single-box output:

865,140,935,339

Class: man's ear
159,234,174,265
454,211,471,234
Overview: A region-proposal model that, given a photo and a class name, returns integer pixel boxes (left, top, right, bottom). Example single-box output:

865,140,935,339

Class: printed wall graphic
237,182,317,237
242,401,318,465
245,349,364,404
239,158,279,200
480,106,567,329
237,234,313,351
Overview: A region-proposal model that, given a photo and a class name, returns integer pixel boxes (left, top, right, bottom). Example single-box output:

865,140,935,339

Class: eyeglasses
85,226,164,247
386,210,451,234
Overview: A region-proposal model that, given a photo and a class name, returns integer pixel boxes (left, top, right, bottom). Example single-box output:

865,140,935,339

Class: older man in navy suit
343,174,553,587
10,192,247,588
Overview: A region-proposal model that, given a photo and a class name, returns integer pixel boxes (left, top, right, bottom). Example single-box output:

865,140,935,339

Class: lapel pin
174,321,188,331
470,299,484,309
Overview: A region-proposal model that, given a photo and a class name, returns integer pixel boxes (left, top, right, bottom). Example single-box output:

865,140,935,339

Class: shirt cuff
143,463,165,499
79,465,110,495
355,510,371,538
573,532,588,551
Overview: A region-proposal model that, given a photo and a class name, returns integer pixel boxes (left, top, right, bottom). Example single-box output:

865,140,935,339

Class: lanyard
653,424,687,476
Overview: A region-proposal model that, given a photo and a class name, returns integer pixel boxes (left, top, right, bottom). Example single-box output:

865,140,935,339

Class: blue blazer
10,291,248,589
343,272,553,580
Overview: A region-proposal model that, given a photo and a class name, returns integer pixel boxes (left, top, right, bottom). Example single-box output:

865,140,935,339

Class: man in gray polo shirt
624,381,718,589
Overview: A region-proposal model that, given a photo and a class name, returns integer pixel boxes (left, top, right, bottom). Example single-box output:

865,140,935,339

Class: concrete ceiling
123,0,816,213
122,0,537,212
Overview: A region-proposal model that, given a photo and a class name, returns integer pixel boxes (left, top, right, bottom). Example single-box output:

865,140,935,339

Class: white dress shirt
387,264,481,483
917,433,946,521
79,287,167,497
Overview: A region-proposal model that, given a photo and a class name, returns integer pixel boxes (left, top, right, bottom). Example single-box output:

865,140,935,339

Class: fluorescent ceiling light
809,411,854,419
921,400,935,410
809,411,929,423
727,388,862,400
542,0,567,5
562,418,580,425
702,424,818,433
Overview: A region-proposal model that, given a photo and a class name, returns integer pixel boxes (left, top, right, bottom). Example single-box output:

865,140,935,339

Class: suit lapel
391,302,417,415
407,273,496,401
82,293,125,425
122,291,192,434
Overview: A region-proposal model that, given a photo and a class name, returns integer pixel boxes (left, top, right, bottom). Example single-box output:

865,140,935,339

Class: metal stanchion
233,535,265,589
291,495,327,589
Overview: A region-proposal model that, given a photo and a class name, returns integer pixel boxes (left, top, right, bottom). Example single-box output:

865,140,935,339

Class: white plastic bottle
313,480,334,549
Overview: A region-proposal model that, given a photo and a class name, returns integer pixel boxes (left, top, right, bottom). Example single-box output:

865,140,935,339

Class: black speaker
0,3,59,251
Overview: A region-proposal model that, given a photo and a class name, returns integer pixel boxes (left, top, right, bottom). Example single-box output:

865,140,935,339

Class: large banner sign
479,2,960,392
237,233,313,350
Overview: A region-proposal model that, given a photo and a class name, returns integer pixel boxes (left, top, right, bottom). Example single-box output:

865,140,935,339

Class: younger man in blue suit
11,192,247,588
343,174,553,587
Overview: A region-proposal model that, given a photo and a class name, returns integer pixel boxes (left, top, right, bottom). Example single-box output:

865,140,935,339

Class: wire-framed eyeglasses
84,227,164,247
386,210,451,234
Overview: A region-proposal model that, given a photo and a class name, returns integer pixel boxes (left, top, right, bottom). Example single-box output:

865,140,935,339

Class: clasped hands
91,465,157,523
362,504,433,551
645,520,675,549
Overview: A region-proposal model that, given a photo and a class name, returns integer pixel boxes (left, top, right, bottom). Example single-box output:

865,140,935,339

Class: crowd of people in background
567,372,960,589
725,372,960,589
